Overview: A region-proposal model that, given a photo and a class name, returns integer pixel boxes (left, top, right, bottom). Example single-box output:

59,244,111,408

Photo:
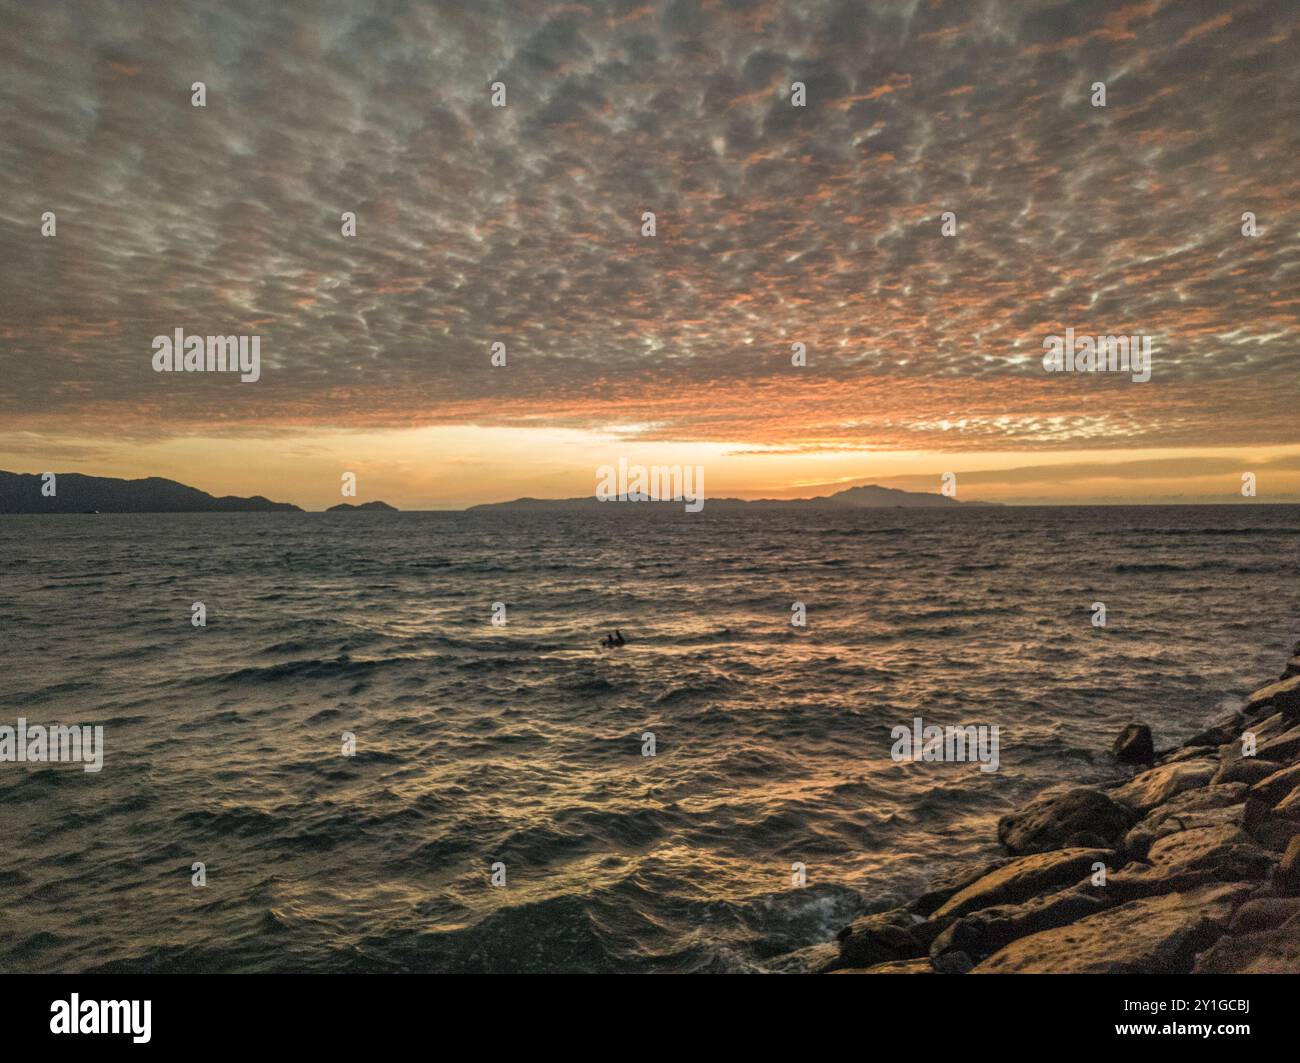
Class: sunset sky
1,0,1296,509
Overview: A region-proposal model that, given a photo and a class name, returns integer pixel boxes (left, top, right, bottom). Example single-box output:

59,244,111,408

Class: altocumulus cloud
0,0,1295,452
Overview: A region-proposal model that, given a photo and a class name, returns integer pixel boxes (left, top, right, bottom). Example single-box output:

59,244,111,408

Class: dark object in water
601,630,628,649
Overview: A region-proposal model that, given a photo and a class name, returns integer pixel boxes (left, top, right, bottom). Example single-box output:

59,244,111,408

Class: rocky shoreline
814,647,1300,974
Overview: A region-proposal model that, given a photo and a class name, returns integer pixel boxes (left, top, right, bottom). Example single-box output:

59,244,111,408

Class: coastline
800,646,1300,974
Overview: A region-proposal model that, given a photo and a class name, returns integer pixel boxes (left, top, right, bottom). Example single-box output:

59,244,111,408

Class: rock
1122,786,1247,860
1245,673,1300,718
931,887,1108,962
1106,823,1273,901
1243,712,1291,744
1275,837,1300,894
1142,823,1271,884
1242,795,1300,851
1113,724,1154,764
1248,762,1300,808
1257,725,1300,764
1212,757,1282,786
931,950,973,974
1148,782,1248,819
1282,656,1300,679
972,883,1250,974
905,858,1014,918
1110,758,1217,814
933,848,1114,920
1220,714,1292,766
1275,785,1300,821
1186,709,1246,748
829,958,934,974
835,907,927,969
764,941,841,974
1193,912,1300,973
997,786,1136,855
1227,896,1300,932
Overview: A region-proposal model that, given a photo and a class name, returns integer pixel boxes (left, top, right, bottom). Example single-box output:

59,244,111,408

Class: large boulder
904,858,1014,918
1122,785,1247,860
1212,757,1282,787
1248,762,1300,809
1245,674,1300,719
930,887,1107,962
1275,785,1300,822
1257,724,1300,765
1113,724,1154,764
1227,896,1300,932
972,883,1250,974
1274,836,1300,895
1185,709,1246,749
1193,911,1300,973
764,942,841,974
1109,823,1274,897
1110,758,1217,814
834,907,927,970
1242,794,1300,851
829,958,934,974
1108,826,1271,901
933,848,1113,920
997,786,1136,855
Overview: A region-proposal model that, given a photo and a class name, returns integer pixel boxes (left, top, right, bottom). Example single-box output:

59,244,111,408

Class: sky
0,0,1296,509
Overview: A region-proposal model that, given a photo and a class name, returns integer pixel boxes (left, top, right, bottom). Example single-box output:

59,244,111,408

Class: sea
1,504,1297,973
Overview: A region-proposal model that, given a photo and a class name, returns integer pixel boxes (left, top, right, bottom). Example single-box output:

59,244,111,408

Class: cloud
0,0,1295,456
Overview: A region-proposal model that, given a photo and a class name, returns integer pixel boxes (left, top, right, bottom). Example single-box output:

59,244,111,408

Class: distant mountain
468,483,993,512
0,471,302,513
326,501,399,512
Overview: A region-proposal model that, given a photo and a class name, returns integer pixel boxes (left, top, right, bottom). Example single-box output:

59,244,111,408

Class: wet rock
1275,836,1300,895
931,887,1108,962
1193,912,1300,973
1122,787,1247,860
931,950,973,974
1110,758,1217,814
972,883,1250,974
904,858,1014,918
1248,762,1300,809
933,848,1113,920
1245,673,1300,719
1107,825,1272,901
997,786,1136,855
1282,657,1300,679
1242,795,1300,851
1240,712,1291,745
1186,710,1246,749
1134,823,1272,888
1275,784,1300,821
1113,724,1154,764
764,942,841,974
1157,745,1214,766
1226,896,1300,932
829,958,933,974
834,907,927,969
1219,715,1291,769
1212,757,1282,787
1257,724,1300,765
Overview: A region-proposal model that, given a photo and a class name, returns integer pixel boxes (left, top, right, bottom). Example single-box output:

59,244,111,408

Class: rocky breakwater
825,647,1300,974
